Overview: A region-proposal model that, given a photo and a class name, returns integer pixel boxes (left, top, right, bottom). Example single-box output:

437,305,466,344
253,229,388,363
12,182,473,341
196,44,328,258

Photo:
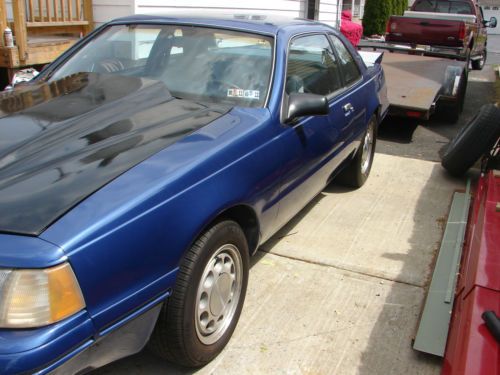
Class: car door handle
343,103,354,113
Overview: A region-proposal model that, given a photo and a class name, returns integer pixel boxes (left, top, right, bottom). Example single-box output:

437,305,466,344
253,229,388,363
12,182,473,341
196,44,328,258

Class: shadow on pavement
356,164,470,375
378,117,419,144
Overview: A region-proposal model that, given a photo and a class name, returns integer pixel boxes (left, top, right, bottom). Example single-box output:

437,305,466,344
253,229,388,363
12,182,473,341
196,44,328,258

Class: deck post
12,0,28,63
83,0,94,34
0,1,7,40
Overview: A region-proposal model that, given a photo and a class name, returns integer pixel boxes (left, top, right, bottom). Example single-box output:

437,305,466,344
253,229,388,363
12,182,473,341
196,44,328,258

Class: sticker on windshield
227,89,260,100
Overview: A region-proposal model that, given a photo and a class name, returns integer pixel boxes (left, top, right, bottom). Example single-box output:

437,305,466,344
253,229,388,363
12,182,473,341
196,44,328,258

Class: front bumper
0,311,94,375
0,304,162,375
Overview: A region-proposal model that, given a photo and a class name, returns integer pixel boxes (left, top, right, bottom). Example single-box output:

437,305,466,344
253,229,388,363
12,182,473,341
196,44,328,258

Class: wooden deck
0,35,79,68
0,0,92,70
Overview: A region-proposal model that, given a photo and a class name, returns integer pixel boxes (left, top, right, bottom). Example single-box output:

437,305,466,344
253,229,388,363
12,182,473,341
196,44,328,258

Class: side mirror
284,93,329,123
488,16,497,28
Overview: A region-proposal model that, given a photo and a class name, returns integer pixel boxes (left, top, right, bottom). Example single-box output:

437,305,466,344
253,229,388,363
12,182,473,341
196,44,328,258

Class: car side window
329,35,361,86
286,34,342,96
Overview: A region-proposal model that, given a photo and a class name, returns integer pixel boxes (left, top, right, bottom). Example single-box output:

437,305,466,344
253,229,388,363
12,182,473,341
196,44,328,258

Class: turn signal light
0,263,85,328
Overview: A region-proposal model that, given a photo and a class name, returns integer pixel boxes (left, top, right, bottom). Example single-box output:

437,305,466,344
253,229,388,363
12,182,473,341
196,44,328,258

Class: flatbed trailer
359,41,468,121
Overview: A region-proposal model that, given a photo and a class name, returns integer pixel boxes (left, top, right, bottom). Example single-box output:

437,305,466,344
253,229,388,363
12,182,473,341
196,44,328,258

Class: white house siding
134,0,306,18
318,0,341,26
93,0,136,27
92,0,344,27
92,0,307,27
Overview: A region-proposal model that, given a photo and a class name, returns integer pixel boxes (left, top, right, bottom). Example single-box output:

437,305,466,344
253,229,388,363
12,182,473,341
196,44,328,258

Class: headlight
0,262,85,328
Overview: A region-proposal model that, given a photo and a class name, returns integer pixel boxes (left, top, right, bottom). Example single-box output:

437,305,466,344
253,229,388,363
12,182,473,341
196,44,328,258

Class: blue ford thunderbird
0,14,387,374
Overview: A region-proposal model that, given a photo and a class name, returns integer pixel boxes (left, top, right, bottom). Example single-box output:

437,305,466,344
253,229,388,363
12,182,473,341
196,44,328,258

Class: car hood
0,72,229,236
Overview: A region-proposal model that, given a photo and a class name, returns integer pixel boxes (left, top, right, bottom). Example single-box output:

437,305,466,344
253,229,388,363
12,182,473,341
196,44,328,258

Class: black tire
471,49,486,70
337,115,377,188
441,104,500,176
148,220,249,367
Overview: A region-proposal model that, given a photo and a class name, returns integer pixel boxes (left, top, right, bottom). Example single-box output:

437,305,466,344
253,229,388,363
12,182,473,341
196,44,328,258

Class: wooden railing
0,0,93,65
25,0,92,26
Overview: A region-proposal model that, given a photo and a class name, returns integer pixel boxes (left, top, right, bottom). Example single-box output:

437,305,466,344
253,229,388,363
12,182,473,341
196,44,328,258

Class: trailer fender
441,65,466,97
437,65,468,123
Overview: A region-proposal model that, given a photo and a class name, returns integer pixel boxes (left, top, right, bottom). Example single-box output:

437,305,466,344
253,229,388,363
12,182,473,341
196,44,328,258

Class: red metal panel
443,286,500,375
462,171,500,295
443,171,500,375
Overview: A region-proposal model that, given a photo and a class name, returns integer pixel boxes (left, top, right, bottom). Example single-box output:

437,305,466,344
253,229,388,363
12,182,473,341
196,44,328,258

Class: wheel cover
361,122,374,175
195,244,243,345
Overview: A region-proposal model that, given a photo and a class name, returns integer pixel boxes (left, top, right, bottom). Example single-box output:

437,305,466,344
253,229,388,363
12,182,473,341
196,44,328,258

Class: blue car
0,14,387,374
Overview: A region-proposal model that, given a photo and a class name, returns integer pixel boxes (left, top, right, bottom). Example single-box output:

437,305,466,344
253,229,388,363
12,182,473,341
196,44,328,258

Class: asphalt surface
377,37,499,162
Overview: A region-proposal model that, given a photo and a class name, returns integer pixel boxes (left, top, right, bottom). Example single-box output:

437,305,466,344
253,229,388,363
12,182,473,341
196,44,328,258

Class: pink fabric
340,10,363,46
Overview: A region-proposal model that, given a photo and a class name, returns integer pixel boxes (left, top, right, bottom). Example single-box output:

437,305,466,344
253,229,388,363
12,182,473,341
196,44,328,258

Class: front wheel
337,115,377,188
148,220,249,367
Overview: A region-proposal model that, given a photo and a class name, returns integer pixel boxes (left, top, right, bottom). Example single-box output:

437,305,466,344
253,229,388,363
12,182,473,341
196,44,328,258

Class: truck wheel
148,220,249,367
471,50,486,70
337,115,377,188
441,104,500,176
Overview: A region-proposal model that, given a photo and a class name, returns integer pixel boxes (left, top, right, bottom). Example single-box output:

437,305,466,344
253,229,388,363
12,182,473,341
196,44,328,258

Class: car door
328,33,368,147
274,32,366,230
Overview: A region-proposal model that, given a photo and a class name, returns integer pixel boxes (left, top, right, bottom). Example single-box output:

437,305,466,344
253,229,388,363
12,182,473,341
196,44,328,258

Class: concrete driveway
92,153,465,375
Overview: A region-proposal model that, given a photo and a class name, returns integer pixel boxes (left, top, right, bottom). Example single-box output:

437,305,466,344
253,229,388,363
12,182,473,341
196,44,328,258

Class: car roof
108,12,330,35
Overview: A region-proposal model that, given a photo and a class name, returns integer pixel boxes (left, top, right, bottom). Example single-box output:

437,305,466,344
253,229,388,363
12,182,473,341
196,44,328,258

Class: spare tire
441,104,500,176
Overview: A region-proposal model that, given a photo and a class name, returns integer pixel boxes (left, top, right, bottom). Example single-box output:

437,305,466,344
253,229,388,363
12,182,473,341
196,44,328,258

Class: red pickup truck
385,0,497,70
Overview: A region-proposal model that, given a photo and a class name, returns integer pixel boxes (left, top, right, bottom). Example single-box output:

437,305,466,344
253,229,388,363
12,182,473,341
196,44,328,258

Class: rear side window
285,34,342,96
329,35,361,86
413,0,473,14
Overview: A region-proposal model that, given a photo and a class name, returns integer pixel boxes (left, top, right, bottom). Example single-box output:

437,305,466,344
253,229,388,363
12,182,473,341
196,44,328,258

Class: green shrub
391,0,398,14
362,0,392,36
399,0,408,14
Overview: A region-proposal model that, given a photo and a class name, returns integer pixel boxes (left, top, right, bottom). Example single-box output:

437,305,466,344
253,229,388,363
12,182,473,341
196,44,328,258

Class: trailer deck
382,53,465,116
360,42,468,120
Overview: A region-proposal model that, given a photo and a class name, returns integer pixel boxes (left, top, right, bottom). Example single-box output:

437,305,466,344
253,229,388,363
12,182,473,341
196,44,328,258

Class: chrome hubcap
195,244,242,345
361,123,374,175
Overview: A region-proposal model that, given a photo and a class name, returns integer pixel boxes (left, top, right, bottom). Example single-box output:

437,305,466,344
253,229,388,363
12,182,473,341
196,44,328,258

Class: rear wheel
337,115,377,188
148,220,249,367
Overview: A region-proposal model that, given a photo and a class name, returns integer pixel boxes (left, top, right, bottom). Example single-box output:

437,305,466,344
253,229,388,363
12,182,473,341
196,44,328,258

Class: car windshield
47,24,274,107
413,0,473,14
